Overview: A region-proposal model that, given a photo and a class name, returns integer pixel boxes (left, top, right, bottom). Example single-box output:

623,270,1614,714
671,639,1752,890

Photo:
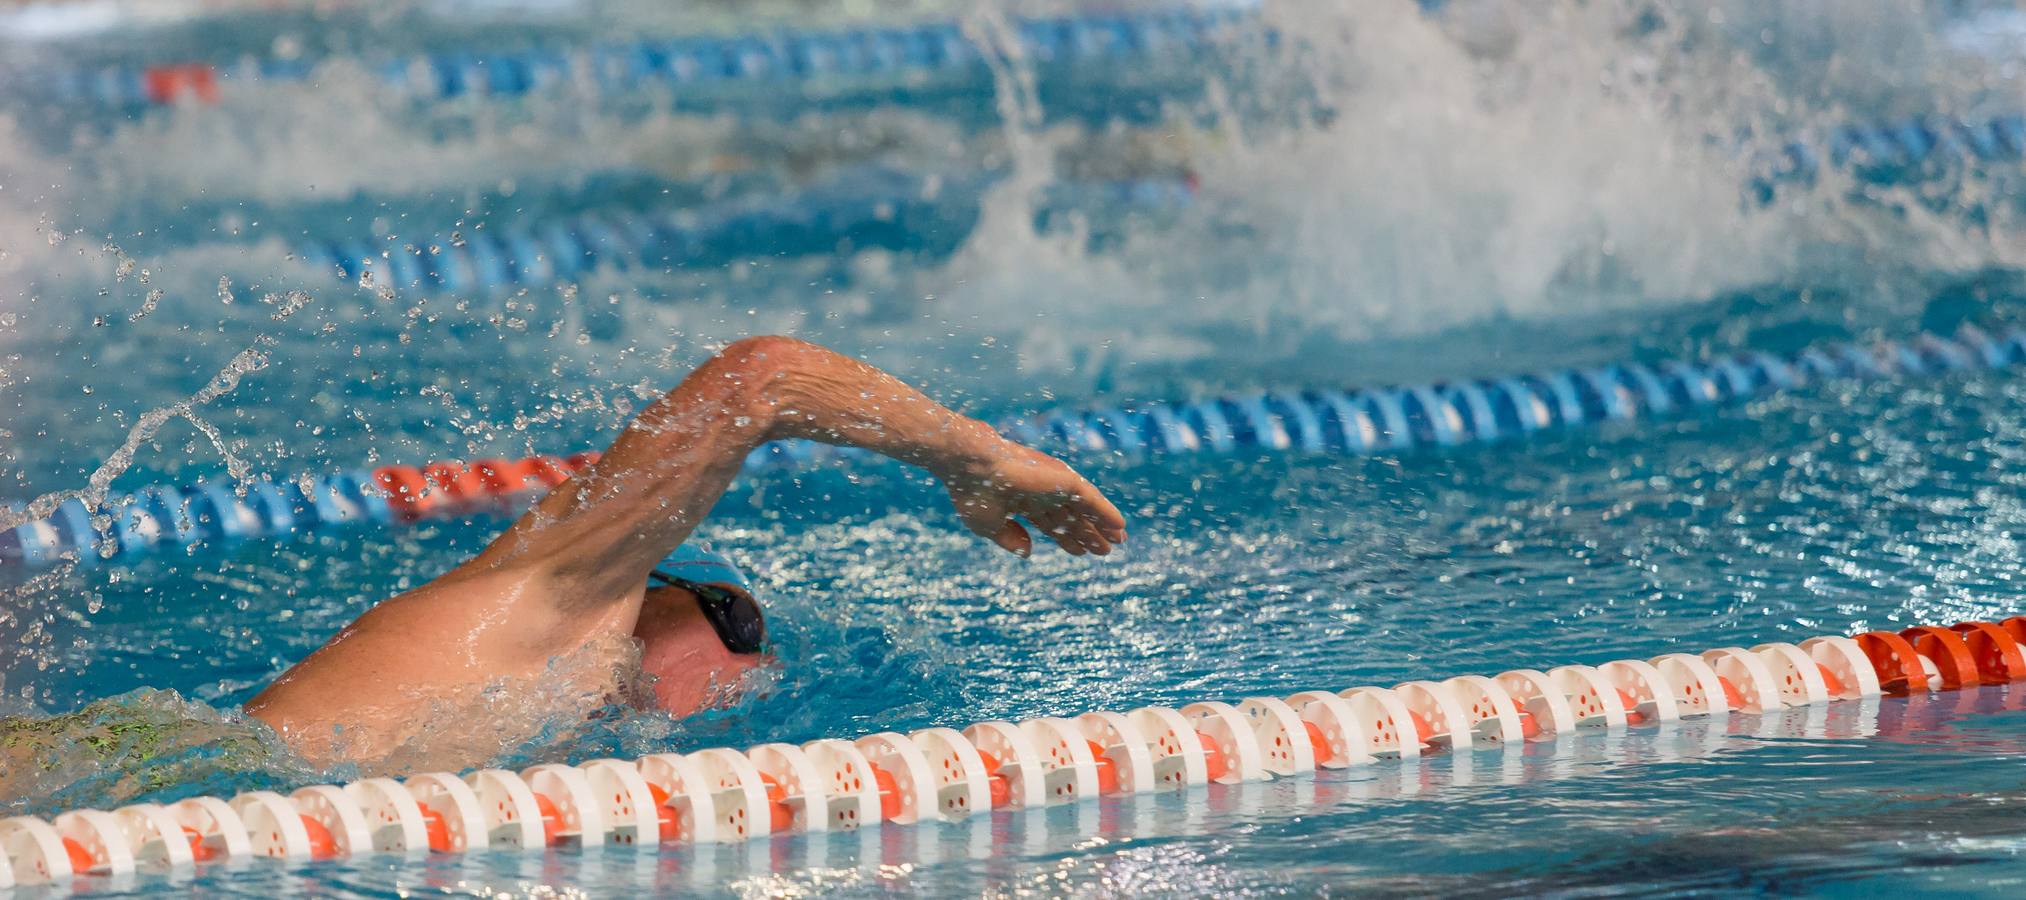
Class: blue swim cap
649,541,754,598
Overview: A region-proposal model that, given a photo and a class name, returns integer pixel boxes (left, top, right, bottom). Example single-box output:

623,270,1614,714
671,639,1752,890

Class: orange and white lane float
1338,686,1433,759
343,777,431,854
50,810,134,877
1234,698,1318,776
11,618,2026,888
1596,659,1682,725
746,743,833,833
1649,653,1733,715
796,739,884,830
403,771,487,853
521,763,608,846
1752,643,1836,706
1020,717,1106,801
908,728,995,820
1178,702,1267,783
1286,691,1379,765
166,796,250,863
960,721,1049,808
1494,669,1580,737
1799,636,1881,699
1122,706,1214,788
853,733,943,825
1699,648,1783,713
104,804,192,868
1391,682,1475,750
462,769,546,850
579,759,661,847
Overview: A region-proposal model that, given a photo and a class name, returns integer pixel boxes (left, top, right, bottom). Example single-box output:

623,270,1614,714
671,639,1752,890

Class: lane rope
27,8,1249,110
23,2,2026,201
1,615,2019,887
292,171,1196,299
4,323,2021,569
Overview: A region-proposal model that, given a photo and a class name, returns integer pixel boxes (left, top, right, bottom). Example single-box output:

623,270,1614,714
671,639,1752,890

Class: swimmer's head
634,544,767,715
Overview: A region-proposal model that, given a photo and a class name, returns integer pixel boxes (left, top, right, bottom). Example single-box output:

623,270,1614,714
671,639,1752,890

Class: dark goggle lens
692,583,767,655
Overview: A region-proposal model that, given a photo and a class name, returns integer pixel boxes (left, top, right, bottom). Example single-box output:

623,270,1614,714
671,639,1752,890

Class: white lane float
1392,681,1474,750
1072,712,1158,794
1,814,73,884
1178,701,1266,783
463,769,545,849
8,616,2020,892
1546,665,1631,729
960,722,1049,808
1800,636,1883,699
1124,706,1212,788
1236,697,1319,775
1598,658,1684,724
1650,653,1732,716
1751,642,1835,706
404,771,487,853
1700,647,1783,712
1286,691,1377,765
799,738,884,829
909,727,995,817
229,790,316,860
747,743,834,833
1439,675,1529,744
1337,687,1426,759
1019,717,1103,800
108,803,193,868
1492,669,1577,738
51,810,133,876
344,777,430,854
579,759,660,847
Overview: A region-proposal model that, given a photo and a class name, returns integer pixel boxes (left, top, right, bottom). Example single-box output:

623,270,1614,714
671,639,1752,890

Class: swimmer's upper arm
470,336,792,606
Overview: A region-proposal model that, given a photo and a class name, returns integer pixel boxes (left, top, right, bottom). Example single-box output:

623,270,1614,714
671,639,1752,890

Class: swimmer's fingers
1059,517,1112,556
1030,504,1112,556
1027,506,1088,556
992,518,1034,558
955,494,1034,558
1069,481,1128,544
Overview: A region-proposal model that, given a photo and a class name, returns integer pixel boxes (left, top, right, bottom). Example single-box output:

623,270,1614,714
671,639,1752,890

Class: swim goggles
649,544,766,655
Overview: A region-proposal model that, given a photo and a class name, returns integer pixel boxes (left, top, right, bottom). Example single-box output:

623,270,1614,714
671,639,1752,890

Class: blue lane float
295,171,1196,297
5,324,2022,570
31,7,1251,110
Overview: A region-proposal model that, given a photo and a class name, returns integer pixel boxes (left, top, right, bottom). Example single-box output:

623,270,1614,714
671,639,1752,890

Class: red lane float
1948,621,2026,682
373,452,598,521
4,617,2019,888
1854,631,1929,694
1899,626,1982,690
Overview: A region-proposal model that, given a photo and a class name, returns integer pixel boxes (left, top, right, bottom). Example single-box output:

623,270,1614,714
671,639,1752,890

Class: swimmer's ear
992,519,1033,558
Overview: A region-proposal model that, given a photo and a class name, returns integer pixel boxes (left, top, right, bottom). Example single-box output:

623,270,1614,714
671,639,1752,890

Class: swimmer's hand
940,437,1127,558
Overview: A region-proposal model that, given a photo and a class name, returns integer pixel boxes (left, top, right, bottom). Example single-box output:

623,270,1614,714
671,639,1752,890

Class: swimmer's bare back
245,336,1127,765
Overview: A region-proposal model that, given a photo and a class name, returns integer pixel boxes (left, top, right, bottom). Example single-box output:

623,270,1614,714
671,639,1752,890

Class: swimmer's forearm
479,336,998,600
751,340,1003,476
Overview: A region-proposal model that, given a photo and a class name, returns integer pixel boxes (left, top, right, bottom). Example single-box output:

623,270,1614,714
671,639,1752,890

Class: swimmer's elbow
698,334,825,426
710,335,820,391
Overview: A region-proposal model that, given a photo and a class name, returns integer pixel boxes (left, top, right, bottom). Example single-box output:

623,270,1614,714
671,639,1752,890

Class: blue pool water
8,0,2026,895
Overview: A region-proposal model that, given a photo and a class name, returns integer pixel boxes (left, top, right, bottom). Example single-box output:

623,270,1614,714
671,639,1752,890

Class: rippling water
7,0,2026,895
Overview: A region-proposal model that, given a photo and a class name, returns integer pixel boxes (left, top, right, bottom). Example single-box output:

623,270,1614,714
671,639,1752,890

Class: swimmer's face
634,585,767,717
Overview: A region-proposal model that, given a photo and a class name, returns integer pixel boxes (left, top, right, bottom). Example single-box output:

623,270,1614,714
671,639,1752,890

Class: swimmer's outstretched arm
247,336,1126,761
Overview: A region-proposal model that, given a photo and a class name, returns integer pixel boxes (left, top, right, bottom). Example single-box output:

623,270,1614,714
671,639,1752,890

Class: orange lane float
4,618,2020,888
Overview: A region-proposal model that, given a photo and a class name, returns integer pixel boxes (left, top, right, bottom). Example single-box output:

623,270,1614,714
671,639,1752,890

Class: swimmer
245,336,1127,764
